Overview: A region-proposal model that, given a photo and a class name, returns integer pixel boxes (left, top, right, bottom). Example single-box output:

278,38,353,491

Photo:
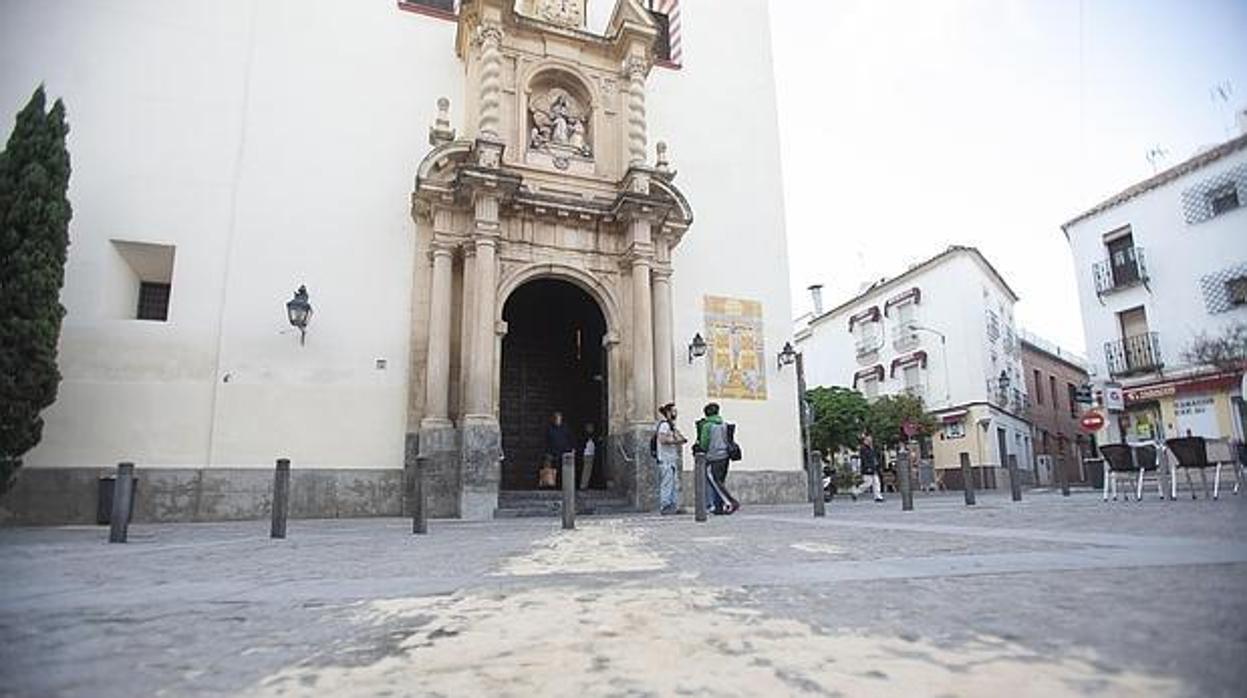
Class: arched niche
521,66,599,174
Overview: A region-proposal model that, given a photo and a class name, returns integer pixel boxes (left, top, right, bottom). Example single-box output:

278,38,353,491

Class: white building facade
795,246,1032,488
1062,130,1247,445
0,0,802,523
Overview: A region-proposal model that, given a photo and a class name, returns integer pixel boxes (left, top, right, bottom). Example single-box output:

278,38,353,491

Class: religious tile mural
704,295,767,400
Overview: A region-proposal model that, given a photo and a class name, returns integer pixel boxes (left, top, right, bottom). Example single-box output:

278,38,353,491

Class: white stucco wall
1065,145,1247,382
1,0,800,475
2,0,460,470
651,0,800,472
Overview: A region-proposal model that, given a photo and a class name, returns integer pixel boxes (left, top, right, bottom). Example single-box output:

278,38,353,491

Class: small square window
137,282,171,321
1210,185,1239,215
943,420,965,439
1229,276,1247,306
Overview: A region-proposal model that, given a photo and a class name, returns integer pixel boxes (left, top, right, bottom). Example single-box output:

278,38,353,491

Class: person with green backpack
696,402,740,515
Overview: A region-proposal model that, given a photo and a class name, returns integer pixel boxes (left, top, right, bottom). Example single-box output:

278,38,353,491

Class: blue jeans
658,460,679,510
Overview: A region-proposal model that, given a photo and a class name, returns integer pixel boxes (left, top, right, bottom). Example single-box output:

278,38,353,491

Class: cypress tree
0,86,73,494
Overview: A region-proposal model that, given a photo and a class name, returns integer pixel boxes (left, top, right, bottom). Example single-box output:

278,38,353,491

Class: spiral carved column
625,56,648,165
476,24,504,141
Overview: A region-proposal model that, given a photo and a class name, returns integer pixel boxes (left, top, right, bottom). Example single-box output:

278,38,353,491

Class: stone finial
655,141,670,172
429,97,455,146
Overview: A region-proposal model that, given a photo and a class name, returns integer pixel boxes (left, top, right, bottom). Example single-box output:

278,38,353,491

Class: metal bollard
412,455,428,535
809,450,826,517
271,458,290,539
1007,454,1023,502
1057,454,1071,497
694,452,707,523
959,452,976,506
109,462,135,544
561,452,575,530
898,450,914,512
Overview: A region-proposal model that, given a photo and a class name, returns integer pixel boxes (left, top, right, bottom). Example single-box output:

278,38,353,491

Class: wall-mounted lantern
777,341,797,370
687,332,707,363
286,285,313,345
997,369,1010,404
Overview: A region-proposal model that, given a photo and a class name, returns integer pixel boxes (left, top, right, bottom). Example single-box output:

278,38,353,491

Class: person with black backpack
696,402,740,514
653,403,687,515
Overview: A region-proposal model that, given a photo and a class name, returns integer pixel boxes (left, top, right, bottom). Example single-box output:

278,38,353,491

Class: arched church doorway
500,278,607,491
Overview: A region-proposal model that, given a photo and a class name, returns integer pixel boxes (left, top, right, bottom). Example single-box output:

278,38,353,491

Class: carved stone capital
428,239,457,261
473,23,504,49
623,54,650,80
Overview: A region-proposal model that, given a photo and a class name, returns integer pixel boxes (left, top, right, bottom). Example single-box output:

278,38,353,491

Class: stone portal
407,0,693,519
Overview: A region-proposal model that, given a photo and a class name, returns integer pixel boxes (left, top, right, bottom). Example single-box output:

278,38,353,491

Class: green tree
0,86,72,494
863,393,937,450
805,386,869,456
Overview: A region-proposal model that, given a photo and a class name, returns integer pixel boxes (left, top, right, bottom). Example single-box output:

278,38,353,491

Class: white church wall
1,0,461,471
1,0,801,500
650,0,801,472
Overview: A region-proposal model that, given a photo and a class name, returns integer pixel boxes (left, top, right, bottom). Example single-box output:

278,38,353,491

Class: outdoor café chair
1164,436,1241,500
1099,443,1163,501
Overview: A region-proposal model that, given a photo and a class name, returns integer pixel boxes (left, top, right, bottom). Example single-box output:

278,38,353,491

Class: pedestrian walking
654,403,687,514
697,403,739,514
852,433,885,502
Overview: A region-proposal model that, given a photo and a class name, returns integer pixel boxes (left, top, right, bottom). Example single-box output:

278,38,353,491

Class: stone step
495,489,634,518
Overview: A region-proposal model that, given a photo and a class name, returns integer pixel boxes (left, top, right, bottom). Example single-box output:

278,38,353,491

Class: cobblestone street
2,490,1245,697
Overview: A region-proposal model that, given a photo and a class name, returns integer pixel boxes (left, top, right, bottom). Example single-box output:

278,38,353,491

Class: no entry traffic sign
1079,410,1106,433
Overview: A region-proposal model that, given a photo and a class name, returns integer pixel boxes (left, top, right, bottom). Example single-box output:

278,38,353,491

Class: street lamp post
781,344,823,517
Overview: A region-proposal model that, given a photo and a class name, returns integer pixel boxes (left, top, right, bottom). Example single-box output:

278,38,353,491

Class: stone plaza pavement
1,490,1245,697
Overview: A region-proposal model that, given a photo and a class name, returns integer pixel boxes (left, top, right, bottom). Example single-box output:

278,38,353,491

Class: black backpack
726,423,742,462
649,420,665,459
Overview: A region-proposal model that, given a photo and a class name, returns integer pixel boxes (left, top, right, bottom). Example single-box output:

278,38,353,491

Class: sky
769,0,1247,355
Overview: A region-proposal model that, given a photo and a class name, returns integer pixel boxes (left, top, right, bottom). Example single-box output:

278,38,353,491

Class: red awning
889,350,929,377
848,306,881,331
883,287,921,316
852,365,885,388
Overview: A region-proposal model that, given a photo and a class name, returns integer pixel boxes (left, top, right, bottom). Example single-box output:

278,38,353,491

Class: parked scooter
822,465,838,502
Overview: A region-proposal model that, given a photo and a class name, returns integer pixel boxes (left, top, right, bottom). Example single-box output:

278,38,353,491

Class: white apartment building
795,246,1032,489
1062,126,1247,445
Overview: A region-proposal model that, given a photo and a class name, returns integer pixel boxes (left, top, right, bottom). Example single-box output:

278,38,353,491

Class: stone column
460,193,502,520
631,267,655,420
476,23,504,141
625,55,648,165
421,242,454,426
457,245,476,421
652,267,675,408
466,198,500,418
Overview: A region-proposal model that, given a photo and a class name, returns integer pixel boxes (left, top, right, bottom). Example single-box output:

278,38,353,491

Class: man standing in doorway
655,403,686,514
854,432,885,502
545,411,574,487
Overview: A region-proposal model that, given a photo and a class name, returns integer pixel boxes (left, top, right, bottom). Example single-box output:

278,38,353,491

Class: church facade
0,0,802,523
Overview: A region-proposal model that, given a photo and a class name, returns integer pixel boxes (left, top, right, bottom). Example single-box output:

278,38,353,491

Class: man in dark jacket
545,412,575,481
853,433,884,502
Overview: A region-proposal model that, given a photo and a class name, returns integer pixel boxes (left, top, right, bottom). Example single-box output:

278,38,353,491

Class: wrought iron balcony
1093,246,1149,296
1104,332,1163,377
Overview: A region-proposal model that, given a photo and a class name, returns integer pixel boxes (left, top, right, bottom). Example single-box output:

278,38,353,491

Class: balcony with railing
1104,332,1163,377
1093,246,1149,296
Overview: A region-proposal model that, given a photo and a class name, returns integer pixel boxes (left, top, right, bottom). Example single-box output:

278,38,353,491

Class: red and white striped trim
651,0,682,66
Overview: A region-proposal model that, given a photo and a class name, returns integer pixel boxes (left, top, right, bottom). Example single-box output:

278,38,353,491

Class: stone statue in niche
529,87,592,168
